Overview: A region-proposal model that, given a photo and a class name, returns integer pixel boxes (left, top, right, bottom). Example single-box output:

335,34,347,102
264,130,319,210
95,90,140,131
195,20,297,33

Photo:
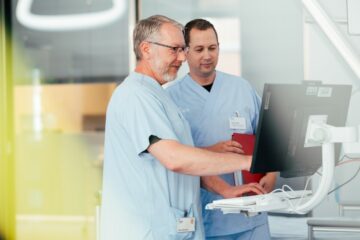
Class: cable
337,154,360,165
328,164,360,195
313,154,360,195
257,156,360,213
337,154,355,164
327,155,360,194
316,155,360,176
265,186,298,213
295,176,312,206
337,159,360,166
265,182,313,214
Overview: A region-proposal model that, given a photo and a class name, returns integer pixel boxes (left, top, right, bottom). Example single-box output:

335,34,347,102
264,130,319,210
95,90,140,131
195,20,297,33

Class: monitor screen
250,82,352,178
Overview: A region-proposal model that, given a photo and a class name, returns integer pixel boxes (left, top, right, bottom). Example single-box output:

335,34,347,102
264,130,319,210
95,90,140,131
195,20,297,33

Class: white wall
239,0,304,94
303,0,360,217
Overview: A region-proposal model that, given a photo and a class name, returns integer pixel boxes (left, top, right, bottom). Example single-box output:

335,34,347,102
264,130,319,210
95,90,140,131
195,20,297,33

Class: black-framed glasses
147,41,187,54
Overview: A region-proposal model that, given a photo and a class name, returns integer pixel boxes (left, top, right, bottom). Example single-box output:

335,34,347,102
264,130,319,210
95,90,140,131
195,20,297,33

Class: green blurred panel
15,133,102,215
0,0,15,238
15,132,103,240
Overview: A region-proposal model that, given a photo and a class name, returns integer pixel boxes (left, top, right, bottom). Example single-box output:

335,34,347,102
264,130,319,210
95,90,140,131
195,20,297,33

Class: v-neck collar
184,71,221,97
183,71,224,128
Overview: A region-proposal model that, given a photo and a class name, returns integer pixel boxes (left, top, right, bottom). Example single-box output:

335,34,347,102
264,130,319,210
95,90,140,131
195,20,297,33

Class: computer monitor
250,82,352,178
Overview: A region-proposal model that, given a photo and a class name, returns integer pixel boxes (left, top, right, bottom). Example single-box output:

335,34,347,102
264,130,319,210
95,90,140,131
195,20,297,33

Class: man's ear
139,41,151,60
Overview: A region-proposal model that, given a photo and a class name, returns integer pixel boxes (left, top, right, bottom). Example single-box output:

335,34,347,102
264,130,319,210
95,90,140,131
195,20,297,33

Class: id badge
176,217,195,233
229,116,246,130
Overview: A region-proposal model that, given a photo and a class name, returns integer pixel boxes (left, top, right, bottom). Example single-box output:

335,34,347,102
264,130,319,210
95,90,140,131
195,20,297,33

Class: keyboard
212,190,312,207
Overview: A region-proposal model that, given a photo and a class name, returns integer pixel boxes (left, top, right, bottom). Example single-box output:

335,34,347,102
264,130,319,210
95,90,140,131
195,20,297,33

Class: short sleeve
120,90,179,155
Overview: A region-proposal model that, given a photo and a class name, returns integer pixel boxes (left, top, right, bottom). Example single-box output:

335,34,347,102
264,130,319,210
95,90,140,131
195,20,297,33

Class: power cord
253,154,359,213
328,164,360,195
266,182,313,214
328,155,360,195
314,154,360,195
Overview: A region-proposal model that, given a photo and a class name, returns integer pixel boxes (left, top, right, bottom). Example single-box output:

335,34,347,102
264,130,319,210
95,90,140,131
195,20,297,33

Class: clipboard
232,133,265,184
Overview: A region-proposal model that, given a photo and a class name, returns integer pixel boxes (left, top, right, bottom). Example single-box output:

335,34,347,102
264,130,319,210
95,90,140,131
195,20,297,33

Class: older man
166,19,276,240
100,15,252,240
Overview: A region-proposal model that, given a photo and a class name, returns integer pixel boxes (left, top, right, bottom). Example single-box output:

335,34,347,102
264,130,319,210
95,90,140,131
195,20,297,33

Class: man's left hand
259,172,277,193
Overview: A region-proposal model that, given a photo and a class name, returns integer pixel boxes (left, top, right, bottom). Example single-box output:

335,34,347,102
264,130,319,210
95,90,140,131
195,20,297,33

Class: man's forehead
160,23,182,34
159,23,185,45
189,28,217,44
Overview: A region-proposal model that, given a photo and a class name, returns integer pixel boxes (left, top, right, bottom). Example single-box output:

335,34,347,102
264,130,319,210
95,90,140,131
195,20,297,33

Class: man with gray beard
100,15,252,240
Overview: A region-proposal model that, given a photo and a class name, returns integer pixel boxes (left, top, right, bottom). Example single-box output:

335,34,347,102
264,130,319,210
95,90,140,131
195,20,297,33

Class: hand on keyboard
221,183,267,198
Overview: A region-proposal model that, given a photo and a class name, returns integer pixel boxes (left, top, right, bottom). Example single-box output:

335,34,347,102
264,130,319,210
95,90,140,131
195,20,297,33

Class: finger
230,140,243,148
248,186,266,195
229,146,244,154
241,186,263,195
246,182,264,188
259,177,266,186
248,184,267,194
223,144,244,154
225,140,242,149
248,182,261,188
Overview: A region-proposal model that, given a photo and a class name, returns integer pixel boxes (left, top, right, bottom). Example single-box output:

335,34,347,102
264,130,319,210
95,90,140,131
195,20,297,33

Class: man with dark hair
101,15,252,240
166,18,276,240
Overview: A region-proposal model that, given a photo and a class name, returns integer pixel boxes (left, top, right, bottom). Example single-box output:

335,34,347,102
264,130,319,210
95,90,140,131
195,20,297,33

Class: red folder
231,133,265,184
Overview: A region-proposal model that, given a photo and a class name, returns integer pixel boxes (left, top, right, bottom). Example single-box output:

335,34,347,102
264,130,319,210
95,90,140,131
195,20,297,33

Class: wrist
219,184,234,198
241,155,252,171
201,145,215,152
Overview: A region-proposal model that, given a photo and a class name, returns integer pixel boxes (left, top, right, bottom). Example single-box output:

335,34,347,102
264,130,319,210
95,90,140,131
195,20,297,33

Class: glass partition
7,0,130,239
141,0,304,93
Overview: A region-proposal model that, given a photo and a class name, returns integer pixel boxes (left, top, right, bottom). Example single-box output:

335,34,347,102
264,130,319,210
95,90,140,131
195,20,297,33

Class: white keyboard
211,190,312,207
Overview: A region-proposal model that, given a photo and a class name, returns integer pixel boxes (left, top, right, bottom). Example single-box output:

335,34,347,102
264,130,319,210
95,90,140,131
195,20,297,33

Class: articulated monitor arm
295,123,358,213
206,123,360,215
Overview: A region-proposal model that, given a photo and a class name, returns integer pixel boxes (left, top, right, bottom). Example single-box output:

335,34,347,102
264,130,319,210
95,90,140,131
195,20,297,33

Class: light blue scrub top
166,71,268,237
101,72,204,240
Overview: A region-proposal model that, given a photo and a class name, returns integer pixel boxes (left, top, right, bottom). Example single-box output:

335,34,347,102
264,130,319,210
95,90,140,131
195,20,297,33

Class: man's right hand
220,182,267,199
204,140,244,154
202,139,251,171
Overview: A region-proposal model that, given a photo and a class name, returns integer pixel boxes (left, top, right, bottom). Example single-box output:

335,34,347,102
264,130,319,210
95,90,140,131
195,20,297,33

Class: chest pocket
164,104,190,139
230,107,256,133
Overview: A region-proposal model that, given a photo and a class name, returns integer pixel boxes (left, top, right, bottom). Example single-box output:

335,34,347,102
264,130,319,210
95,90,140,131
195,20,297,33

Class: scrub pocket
168,205,194,240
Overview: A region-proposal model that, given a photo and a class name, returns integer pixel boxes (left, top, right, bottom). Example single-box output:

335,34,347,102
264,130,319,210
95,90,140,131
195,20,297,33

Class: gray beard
162,72,177,82
153,55,177,83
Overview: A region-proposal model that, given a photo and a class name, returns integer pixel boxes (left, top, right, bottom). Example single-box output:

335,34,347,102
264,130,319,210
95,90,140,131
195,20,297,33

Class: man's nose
203,49,211,59
177,50,186,62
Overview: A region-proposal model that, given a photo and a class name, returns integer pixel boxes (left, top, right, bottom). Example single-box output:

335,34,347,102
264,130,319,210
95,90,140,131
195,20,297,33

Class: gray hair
133,15,183,61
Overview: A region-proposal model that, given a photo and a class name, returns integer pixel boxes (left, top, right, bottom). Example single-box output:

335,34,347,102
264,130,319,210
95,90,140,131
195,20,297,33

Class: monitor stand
206,123,359,215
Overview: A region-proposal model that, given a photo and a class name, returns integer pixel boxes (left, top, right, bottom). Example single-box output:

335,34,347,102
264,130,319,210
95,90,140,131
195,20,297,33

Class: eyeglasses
147,41,187,55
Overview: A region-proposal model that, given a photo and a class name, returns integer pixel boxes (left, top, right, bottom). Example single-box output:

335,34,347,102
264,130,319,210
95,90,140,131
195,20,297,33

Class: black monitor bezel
250,83,352,178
